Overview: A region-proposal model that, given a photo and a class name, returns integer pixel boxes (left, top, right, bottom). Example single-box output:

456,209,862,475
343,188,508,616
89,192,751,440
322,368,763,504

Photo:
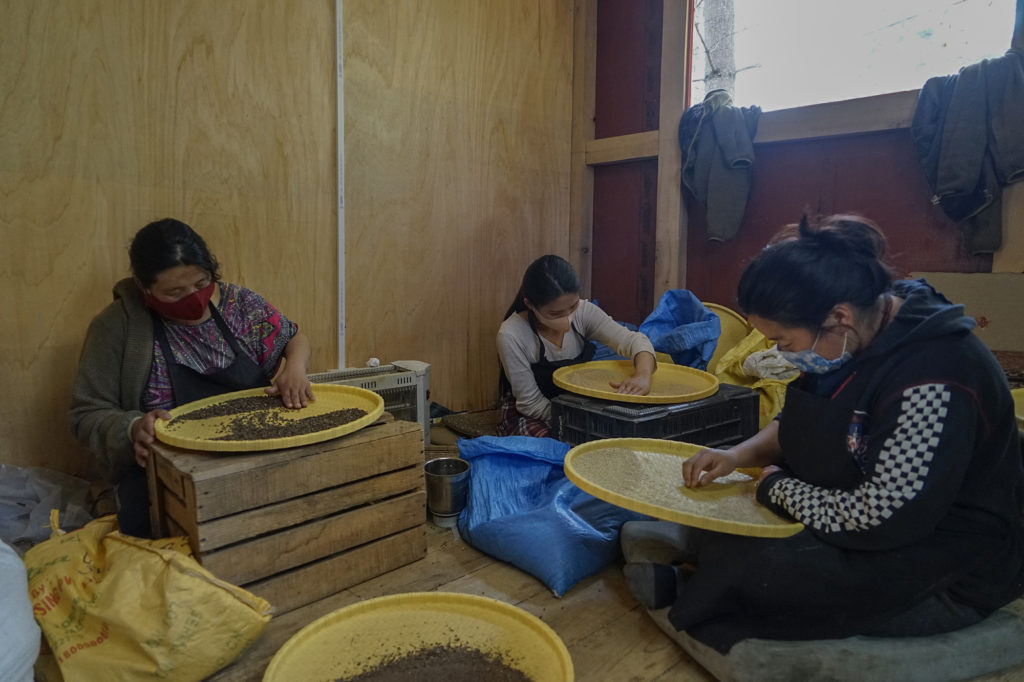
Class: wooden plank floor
209,521,1024,682
209,522,715,681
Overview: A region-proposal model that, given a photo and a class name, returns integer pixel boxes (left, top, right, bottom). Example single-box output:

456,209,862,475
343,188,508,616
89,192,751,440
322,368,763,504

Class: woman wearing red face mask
496,254,657,438
70,218,314,537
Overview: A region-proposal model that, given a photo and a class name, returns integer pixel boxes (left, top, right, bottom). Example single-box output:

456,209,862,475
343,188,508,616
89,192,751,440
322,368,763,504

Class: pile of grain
572,446,784,526
165,394,366,440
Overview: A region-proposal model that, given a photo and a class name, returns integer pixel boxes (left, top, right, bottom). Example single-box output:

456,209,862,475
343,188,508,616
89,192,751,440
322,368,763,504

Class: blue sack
639,290,719,369
455,436,646,597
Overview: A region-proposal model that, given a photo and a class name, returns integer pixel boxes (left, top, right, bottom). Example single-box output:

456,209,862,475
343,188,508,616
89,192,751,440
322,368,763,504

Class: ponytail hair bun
796,214,888,263
738,213,896,329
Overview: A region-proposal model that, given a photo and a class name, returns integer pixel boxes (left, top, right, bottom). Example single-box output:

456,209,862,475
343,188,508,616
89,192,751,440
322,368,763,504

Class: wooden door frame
569,0,691,300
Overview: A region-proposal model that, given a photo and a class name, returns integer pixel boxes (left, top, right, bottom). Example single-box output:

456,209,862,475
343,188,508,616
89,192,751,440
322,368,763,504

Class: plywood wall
3,0,575,476
342,1,574,412
1,0,337,475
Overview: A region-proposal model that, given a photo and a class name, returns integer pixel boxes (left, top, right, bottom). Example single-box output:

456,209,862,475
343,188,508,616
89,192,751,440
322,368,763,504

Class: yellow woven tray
1013,388,1024,430
553,360,719,404
565,438,804,538
154,384,384,452
262,592,573,682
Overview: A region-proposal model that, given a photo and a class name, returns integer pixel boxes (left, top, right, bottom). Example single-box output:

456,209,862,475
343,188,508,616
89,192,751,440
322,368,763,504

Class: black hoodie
760,278,1022,605
671,279,1024,650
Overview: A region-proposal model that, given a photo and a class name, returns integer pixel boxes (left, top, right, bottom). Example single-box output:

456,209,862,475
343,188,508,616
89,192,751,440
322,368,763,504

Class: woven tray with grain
440,409,502,438
565,438,803,538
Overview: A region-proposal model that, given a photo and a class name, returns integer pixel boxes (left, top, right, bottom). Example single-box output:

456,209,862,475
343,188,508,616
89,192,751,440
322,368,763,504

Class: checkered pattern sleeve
757,381,979,550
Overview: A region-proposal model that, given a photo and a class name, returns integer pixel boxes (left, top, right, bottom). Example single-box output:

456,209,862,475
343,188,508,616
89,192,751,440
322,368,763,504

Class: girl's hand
610,350,656,395
132,409,172,467
609,372,652,395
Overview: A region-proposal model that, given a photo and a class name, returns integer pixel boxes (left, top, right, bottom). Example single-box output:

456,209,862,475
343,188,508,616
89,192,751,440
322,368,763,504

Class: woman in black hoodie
624,214,1024,652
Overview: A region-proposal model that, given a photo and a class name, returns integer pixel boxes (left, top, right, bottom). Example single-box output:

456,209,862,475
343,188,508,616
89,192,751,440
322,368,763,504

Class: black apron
776,351,908,489
122,303,270,538
669,350,990,651
151,302,269,408
777,380,868,490
530,320,596,399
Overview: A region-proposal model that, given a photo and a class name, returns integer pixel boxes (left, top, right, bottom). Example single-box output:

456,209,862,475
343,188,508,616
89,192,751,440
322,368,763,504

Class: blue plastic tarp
455,436,646,597
591,291,720,368
639,290,719,369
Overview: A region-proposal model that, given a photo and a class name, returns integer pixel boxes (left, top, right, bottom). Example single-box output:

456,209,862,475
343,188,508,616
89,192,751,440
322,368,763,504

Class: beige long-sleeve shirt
497,299,655,422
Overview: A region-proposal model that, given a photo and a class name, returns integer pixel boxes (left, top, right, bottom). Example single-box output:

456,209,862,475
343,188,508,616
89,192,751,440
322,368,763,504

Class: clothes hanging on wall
910,48,1024,255
678,89,761,242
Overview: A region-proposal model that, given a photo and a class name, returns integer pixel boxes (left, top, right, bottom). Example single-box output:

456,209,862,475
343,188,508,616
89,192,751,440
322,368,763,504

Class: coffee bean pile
173,395,282,422
167,394,367,440
337,644,531,682
212,407,367,441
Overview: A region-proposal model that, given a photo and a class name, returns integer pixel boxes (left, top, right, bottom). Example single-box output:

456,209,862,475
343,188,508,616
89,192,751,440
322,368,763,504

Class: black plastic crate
551,382,759,447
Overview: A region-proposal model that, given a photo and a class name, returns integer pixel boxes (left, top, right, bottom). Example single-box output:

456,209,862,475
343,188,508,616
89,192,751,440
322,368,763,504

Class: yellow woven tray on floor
441,409,502,438
154,384,384,452
262,592,573,682
565,438,804,538
553,360,719,404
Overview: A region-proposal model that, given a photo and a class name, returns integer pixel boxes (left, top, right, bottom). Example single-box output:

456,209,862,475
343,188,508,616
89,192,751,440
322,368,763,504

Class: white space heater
308,360,430,444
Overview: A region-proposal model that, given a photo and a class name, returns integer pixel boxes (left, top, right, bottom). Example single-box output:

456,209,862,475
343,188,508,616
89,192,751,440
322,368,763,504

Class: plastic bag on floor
0,464,93,550
0,540,39,682
456,436,646,597
714,329,797,428
24,513,272,682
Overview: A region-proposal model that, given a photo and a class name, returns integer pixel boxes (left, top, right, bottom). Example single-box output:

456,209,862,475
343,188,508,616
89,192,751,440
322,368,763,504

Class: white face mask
534,309,573,334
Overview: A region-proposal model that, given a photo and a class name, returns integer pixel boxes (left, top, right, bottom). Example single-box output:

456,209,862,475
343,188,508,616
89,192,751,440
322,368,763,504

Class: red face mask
144,281,216,321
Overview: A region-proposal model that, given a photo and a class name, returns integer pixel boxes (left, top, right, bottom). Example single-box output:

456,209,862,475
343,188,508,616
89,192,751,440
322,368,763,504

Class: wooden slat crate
146,419,426,614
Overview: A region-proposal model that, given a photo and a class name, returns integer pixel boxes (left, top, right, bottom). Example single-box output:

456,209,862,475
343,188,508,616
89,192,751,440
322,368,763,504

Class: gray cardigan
69,278,155,483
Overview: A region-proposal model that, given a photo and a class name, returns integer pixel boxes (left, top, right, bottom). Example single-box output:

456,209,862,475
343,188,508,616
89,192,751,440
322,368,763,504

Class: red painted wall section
592,160,658,325
594,0,663,137
684,129,992,310
591,0,663,324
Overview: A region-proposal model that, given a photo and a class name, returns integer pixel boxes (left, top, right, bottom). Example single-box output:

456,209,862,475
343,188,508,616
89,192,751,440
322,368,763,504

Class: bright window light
690,0,1017,111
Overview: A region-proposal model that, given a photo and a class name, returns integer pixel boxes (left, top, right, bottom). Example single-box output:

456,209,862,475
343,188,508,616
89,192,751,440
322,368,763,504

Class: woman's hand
267,333,315,408
610,351,656,395
266,359,315,409
758,464,783,483
132,409,172,467
682,447,739,488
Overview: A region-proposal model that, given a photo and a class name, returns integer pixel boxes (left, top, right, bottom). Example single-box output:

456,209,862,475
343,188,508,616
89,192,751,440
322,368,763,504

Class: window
691,0,1017,111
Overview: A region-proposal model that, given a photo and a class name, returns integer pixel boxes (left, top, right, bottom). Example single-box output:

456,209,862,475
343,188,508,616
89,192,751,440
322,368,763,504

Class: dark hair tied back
497,254,581,396
738,213,895,329
129,218,221,287
503,255,581,321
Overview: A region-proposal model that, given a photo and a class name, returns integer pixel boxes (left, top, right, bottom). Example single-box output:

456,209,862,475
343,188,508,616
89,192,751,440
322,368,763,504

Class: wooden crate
146,419,426,613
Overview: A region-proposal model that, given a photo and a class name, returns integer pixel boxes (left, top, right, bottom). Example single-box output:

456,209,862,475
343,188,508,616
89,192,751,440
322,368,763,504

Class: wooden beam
584,131,660,166
653,0,691,298
754,90,919,144
570,0,598,296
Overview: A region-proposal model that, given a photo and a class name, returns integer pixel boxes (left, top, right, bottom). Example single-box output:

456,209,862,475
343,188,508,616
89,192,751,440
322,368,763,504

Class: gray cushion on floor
646,598,1024,682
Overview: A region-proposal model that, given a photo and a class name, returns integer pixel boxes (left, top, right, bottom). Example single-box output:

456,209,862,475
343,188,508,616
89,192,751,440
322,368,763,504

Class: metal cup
424,457,470,526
